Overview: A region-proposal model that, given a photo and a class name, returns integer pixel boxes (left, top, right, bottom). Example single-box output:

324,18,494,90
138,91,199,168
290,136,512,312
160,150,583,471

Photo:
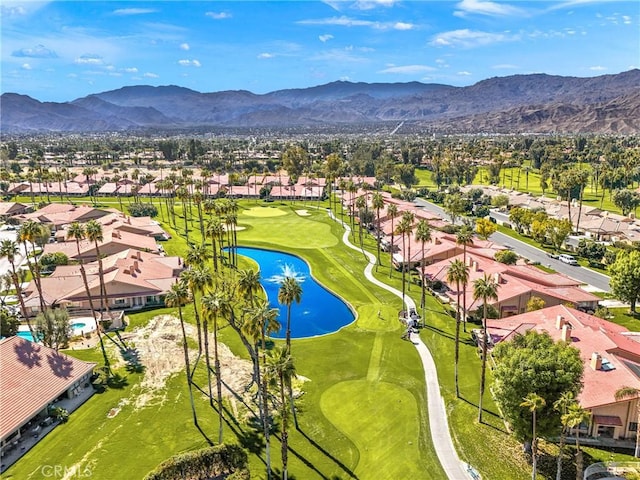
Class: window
630,422,638,432
114,298,126,306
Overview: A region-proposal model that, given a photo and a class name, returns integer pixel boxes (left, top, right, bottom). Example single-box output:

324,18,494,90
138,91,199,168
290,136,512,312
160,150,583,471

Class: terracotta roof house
0,336,95,463
22,249,184,315
94,213,170,240
421,253,600,317
0,202,30,219
17,204,110,231
43,229,158,262
486,305,640,445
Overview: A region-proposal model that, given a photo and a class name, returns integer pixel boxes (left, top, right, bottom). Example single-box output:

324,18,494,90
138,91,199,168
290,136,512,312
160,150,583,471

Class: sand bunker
295,209,311,216
243,206,287,218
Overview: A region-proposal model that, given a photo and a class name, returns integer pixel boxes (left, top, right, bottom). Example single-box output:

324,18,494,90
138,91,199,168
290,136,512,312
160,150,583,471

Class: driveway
413,198,611,292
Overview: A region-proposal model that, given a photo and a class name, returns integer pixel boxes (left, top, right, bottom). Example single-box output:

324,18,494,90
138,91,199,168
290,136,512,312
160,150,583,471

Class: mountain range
2,70,639,134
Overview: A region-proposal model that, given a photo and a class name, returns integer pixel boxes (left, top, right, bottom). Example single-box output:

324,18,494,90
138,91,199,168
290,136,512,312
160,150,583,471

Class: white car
558,254,578,265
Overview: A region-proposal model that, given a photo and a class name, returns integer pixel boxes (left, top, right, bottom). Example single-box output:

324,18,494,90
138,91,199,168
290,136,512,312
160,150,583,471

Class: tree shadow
296,426,359,479
46,351,74,379
13,339,42,368
106,372,128,389
421,323,456,342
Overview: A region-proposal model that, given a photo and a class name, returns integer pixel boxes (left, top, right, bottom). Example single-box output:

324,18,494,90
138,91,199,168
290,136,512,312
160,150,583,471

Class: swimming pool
16,320,95,343
234,247,355,338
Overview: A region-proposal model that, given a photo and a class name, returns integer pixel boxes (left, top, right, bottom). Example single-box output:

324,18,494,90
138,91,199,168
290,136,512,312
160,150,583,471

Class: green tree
562,403,591,480
526,296,546,312
281,145,307,181
492,331,583,440
614,387,640,457
609,250,640,313
613,189,640,216
371,192,385,268
85,220,109,316
475,217,497,241
266,346,296,480
546,218,572,251
19,220,48,312
473,273,499,423
554,391,576,480
576,239,606,266
456,226,475,332
0,239,31,332
520,393,546,480
415,219,431,314
447,259,469,398
0,309,19,337
443,193,466,225
35,307,71,351
387,203,399,278
278,275,302,428
494,249,518,265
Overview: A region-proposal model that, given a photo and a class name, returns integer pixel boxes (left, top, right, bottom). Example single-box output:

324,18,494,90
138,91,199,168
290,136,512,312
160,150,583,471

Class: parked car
547,252,559,259
558,254,578,265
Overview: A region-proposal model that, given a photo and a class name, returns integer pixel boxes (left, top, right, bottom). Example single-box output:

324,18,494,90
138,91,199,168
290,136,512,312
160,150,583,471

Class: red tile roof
0,337,96,440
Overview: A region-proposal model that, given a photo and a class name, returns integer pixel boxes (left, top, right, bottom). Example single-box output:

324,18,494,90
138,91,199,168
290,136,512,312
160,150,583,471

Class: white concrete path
329,211,473,480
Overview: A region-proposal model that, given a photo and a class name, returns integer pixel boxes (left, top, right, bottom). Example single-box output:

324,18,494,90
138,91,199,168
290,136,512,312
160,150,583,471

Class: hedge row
143,444,250,480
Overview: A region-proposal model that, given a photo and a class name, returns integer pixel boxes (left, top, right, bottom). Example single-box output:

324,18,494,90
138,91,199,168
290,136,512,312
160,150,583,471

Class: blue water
18,330,34,342
234,247,355,338
16,322,89,343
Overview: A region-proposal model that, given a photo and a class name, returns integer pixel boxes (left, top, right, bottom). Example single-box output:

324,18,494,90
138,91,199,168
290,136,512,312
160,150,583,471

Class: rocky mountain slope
2,70,638,134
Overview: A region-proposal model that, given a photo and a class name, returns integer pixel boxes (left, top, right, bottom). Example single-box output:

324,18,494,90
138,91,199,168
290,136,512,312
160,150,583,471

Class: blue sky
1,1,638,102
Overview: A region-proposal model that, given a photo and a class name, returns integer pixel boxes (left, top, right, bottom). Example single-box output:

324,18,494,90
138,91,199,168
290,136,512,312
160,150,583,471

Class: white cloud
457,71,472,76
378,64,436,74
589,65,606,71
353,0,397,10
75,54,103,65
430,29,514,48
143,72,159,78
258,53,274,59
454,0,525,17
393,22,415,31
319,34,334,42
492,64,518,69
12,44,57,58
178,59,201,67
21,63,31,70
311,48,369,63
113,8,157,16
180,43,190,51
622,15,631,25
205,12,231,20
124,67,138,73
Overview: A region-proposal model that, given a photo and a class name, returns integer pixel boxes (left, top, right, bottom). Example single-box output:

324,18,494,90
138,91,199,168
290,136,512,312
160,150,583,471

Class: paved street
413,198,611,292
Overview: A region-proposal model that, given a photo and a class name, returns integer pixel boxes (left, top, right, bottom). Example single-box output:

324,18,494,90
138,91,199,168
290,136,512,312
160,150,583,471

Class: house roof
0,336,96,440
44,229,158,260
486,305,640,409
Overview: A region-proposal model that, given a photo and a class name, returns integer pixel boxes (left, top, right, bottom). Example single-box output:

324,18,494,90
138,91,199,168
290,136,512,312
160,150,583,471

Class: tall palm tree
180,266,212,370
201,291,231,444
165,281,212,445
456,226,475,332
520,393,546,480
0,239,32,335
278,276,302,354
446,259,469,398
243,300,281,480
371,192,385,269
266,346,296,480
85,220,109,316
473,273,499,423
554,391,576,480
415,219,431,315
387,204,399,278
402,211,415,293
615,386,640,457
278,275,302,428
18,220,47,312
355,194,366,249
205,218,225,275
562,403,591,480
67,222,109,370
238,268,261,308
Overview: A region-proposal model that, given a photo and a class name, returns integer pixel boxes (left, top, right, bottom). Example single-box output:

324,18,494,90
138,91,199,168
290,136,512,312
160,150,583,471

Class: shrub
495,250,518,265
128,202,158,218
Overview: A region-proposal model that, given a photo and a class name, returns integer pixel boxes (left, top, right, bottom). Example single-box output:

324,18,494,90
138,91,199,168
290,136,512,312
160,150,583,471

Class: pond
234,247,355,338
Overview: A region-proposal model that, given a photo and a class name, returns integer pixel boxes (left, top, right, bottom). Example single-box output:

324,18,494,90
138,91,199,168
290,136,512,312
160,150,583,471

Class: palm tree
387,203,399,278
0,239,32,335
554,391,576,480
205,218,225,275
473,273,499,423
243,300,281,480
355,194,366,249
180,266,212,370
238,268,261,308
446,259,469,398
278,276,302,354
85,220,109,317
201,291,231,444
371,192,385,270
266,346,296,480
415,219,431,316
520,393,546,480
18,220,47,312
165,281,212,445
615,386,640,457
67,223,109,370
562,403,591,480
456,226,475,332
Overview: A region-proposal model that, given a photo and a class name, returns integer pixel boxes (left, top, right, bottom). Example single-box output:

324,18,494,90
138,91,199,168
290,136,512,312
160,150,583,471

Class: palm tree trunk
455,285,461,398
280,373,289,480
556,429,566,480
202,317,215,409
261,333,272,480
213,315,224,444
479,303,488,423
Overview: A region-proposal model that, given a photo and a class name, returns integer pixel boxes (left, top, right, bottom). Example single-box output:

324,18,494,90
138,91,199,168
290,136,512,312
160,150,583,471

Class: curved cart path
330,211,473,480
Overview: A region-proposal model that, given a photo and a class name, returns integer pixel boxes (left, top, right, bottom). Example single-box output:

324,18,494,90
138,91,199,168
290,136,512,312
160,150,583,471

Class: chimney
590,352,602,371
561,324,572,343
130,264,135,275
137,250,142,260
133,260,139,271
473,261,479,272
434,238,441,245
556,315,565,330
493,272,501,284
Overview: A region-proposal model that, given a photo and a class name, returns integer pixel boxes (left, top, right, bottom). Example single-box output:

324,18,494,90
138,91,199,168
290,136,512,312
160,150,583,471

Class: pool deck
329,210,475,480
